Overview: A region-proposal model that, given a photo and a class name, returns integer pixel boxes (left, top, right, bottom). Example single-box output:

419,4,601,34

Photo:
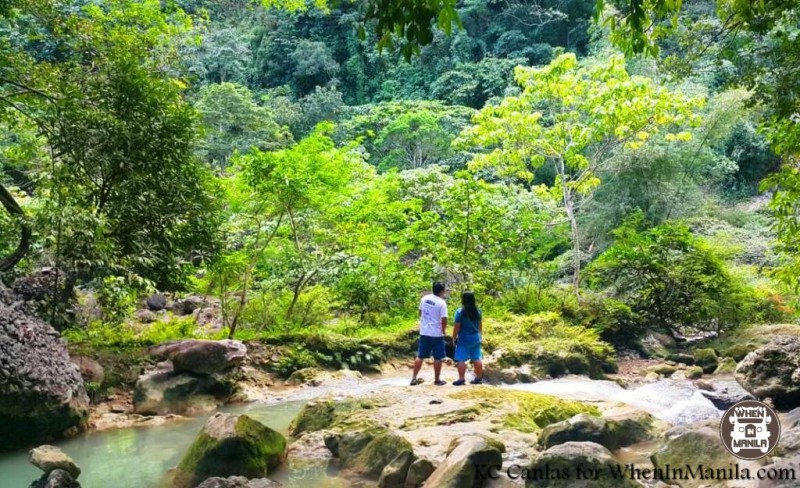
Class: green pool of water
0,401,348,488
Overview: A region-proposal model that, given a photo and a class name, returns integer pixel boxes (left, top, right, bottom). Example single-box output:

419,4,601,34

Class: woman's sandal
453,379,466,386
434,380,447,386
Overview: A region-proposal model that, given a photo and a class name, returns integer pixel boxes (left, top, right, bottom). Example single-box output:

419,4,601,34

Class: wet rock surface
0,298,89,451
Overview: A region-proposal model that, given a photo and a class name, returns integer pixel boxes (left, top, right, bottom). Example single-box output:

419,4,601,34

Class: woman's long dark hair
461,292,479,321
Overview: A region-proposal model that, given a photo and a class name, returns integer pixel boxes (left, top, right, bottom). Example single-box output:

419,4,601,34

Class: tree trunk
555,158,581,297
0,182,31,272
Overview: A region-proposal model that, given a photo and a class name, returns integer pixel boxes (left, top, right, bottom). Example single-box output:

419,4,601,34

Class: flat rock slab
29,445,81,479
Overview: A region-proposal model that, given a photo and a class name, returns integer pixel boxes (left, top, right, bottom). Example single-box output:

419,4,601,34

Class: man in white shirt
411,282,448,386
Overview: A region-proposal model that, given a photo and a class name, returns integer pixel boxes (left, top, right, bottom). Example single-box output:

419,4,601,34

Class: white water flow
503,375,723,425
0,375,722,487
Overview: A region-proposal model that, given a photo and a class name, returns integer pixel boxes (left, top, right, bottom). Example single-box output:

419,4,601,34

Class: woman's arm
479,320,483,335
453,322,461,341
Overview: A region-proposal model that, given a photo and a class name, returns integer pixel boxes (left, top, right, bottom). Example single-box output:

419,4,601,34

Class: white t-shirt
419,294,447,337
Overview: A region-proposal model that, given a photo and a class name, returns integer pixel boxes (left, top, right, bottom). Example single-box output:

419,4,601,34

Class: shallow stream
0,375,726,487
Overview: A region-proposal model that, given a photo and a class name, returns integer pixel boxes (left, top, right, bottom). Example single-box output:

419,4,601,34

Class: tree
234,122,363,330
0,0,222,292
457,53,701,294
589,217,749,334
194,82,292,167
373,111,453,170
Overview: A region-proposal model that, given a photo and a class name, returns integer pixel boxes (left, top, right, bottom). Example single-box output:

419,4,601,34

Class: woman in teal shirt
452,291,483,385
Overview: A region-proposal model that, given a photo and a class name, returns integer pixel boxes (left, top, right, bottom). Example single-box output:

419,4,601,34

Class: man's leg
457,361,467,381
433,359,442,382
474,360,483,378
412,357,423,381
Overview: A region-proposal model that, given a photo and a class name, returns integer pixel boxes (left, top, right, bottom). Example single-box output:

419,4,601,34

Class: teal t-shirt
454,307,482,344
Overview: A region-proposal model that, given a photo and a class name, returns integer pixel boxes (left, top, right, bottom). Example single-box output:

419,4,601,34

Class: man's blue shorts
417,335,446,360
454,336,483,362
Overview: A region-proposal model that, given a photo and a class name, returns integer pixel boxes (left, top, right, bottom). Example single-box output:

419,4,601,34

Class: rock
171,296,205,316
685,365,703,379
735,336,800,408
725,343,757,362
292,401,336,436
285,368,362,387
145,293,168,311
699,381,754,410
378,451,416,488
539,413,607,449
0,306,89,451
28,469,81,488
651,422,738,488
70,357,104,385
527,442,638,487
539,412,654,450
29,445,81,478
133,365,235,415
646,363,677,377
429,399,443,405
640,331,676,358
714,357,737,374
667,353,695,365
134,309,157,323
194,303,223,331
149,340,247,375
693,348,719,374
405,458,435,487
173,413,286,488
756,456,800,487
195,476,281,488
694,379,715,391
12,268,64,302
337,428,414,478
424,435,504,488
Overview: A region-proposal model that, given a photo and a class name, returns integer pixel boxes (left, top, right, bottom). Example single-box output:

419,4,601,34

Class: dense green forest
5,0,800,486
3,0,797,350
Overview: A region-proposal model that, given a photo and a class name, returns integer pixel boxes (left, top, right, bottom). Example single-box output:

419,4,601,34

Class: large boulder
693,348,719,374
145,293,168,311
756,457,800,488
378,450,416,488
735,336,800,408
150,340,247,375
133,364,236,415
539,412,654,450
640,331,676,359
28,469,81,488
423,435,504,488
195,477,281,488
69,357,104,385
527,442,638,487
650,422,738,488
173,413,286,488
404,458,435,487
335,428,414,478
171,296,206,316
29,445,81,479
0,306,89,451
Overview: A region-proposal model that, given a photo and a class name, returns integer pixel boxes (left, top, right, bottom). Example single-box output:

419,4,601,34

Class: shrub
589,218,754,334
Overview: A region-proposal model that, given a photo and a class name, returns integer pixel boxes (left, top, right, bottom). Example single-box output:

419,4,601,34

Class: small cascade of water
504,376,722,425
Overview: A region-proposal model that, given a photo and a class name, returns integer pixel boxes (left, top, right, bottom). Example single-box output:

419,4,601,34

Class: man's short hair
433,282,445,295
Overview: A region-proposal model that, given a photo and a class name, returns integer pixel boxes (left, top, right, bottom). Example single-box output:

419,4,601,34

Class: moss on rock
340,428,414,478
450,387,599,433
647,364,677,377
290,398,376,436
693,348,719,374
173,413,286,488
714,357,737,374
685,365,704,379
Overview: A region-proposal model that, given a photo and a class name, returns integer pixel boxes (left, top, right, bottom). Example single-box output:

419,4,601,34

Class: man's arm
441,317,447,335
